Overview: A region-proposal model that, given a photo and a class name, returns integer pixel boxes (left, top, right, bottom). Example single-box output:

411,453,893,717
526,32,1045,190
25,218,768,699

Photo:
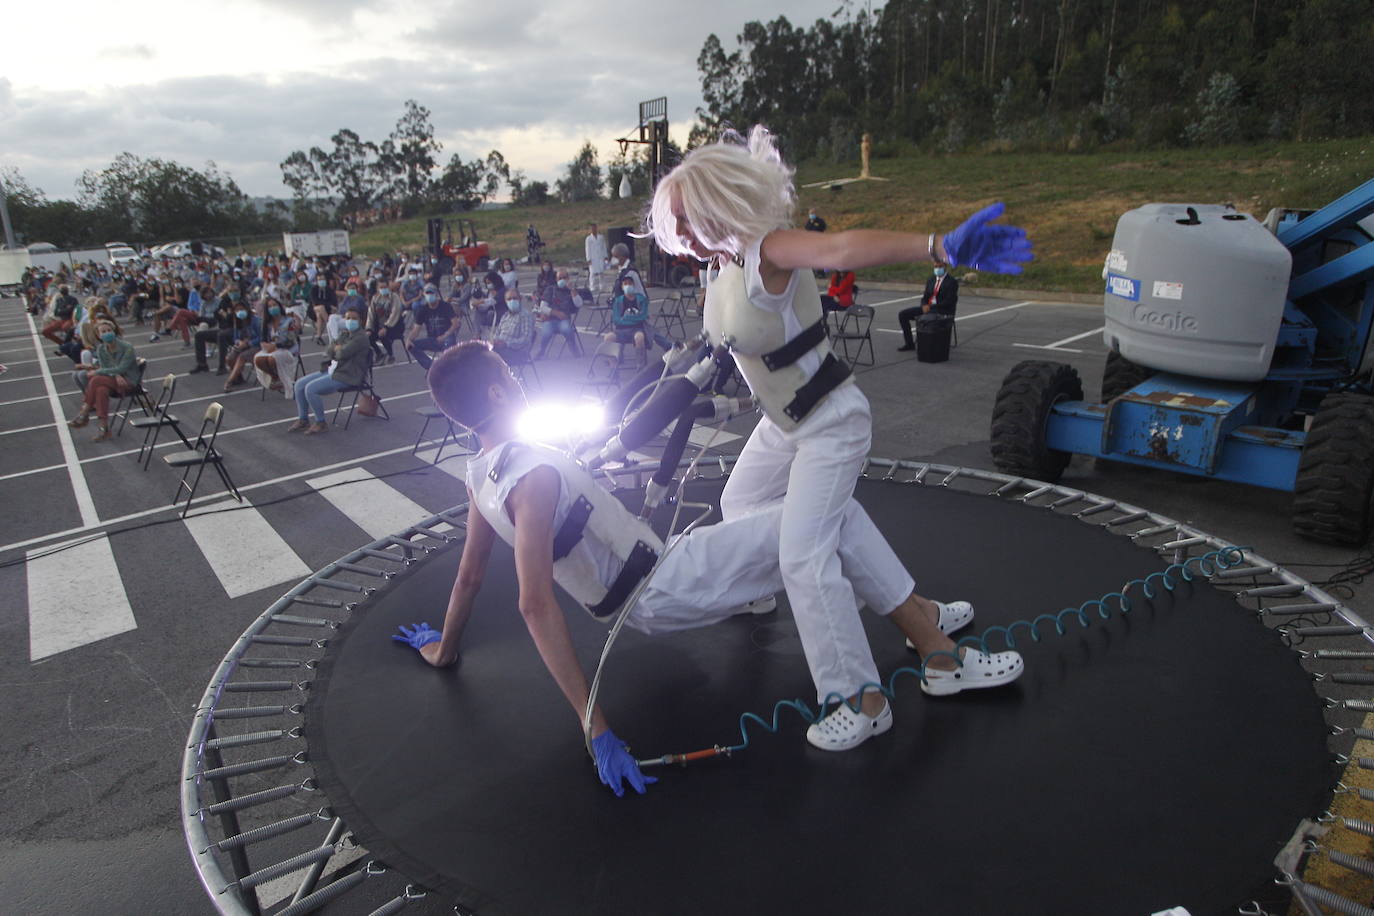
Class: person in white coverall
643,125,1034,751
584,222,608,295
391,341,1023,796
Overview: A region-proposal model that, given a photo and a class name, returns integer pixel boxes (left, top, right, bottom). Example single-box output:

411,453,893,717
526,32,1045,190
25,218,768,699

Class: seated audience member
310,273,338,344
497,258,518,292
603,275,650,367
491,290,535,358
72,312,120,390
821,269,856,313
287,306,370,435
67,319,138,441
607,243,645,298
533,261,558,301
897,263,958,352
367,278,405,364
191,291,237,375
332,285,366,342
406,283,460,370
534,267,583,358
149,280,186,341
167,283,209,347
223,299,264,389
42,285,79,348
252,298,301,395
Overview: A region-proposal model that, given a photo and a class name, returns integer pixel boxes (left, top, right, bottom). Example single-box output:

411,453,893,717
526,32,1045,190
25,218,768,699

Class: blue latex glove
940,202,1034,275
591,729,657,797
392,622,442,650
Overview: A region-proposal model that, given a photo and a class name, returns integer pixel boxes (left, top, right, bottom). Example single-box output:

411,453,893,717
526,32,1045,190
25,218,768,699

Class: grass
351,137,1374,294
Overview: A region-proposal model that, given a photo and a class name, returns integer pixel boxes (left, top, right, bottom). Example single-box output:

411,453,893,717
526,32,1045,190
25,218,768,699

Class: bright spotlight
517,401,606,446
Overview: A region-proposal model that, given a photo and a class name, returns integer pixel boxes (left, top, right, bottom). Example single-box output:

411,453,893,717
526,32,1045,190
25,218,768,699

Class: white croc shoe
805,699,893,752
729,595,777,616
906,600,975,650
921,649,1024,697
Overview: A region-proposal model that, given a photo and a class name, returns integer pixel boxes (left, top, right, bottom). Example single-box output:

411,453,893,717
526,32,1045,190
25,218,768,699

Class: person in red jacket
821,269,856,313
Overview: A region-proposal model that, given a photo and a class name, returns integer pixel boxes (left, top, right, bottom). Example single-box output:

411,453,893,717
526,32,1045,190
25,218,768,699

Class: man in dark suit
896,265,958,351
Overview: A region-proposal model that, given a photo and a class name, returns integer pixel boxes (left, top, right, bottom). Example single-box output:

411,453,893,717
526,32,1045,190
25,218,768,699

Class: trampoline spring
221,680,299,693
938,468,962,487
215,813,316,853
1074,501,1118,518
236,658,304,669
368,887,426,916
202,729,289,751
272,614,338,627
912,466,931,485
1339,816,1374,838
1241,584,1308,598
1328,850,1374,880
1161,536,1206,550
200,754,296,781
334,562,392,579
291,594,347,608
249,634,318,647
409,526,452,542
879,463,896,481
1287,625,1367,638
993,477,1021,495
1017,484,1054,503
1104,509,1149,527
1290,878,1374,916
1328,699,1374,713
236,844,337,891
1310,650,1374,661
1267,603,1340,617
199,783,301,816
358,547,407,564
212,704,301,720
310,578,368,594
1048,492,1081,509
1214,564,1279,580
277,869,367,916
385,534,435,553
1131,523,1177,540
1319,672,1374,686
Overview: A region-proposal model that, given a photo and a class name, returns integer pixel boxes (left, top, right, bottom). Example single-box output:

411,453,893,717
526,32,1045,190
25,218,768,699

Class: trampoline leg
203,722,263,916
291,817,347,905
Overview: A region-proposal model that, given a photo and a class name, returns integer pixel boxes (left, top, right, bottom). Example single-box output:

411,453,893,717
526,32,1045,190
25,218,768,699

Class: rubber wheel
668,265,690,287
1101,350,1154,402
1292,391,1374,546
990,360,1083,483
477,256,490,271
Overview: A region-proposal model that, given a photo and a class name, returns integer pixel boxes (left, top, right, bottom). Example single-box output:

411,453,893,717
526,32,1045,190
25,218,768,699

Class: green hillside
351,137,1373,294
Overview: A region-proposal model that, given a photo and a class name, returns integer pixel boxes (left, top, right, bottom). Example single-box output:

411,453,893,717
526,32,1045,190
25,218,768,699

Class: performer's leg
718,415,792,520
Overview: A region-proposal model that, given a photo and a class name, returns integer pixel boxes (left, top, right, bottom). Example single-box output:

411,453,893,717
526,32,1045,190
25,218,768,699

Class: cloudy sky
1,0,845,201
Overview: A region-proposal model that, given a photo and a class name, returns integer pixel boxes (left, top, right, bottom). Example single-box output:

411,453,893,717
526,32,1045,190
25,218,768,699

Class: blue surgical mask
268,306,281,316
100,331,116,342
934,267,947,278
507,299,521,312
235,309,248,319
556,279,567,288
424,293,437,304
344,318,360,332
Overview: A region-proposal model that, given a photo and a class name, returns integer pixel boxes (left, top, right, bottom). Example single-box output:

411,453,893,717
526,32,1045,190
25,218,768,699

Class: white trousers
715,383,881,701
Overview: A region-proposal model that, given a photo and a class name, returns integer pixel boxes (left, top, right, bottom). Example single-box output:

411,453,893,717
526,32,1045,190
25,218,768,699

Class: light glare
517,401,605,445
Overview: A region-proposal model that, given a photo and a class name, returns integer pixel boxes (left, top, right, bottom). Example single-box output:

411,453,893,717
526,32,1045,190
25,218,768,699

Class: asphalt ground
1,277,1371,915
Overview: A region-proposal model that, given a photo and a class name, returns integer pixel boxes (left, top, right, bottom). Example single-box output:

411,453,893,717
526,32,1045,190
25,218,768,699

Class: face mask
268,306,281,316
424,293,437,304
235,309,248,320
316,280,326,287
622,285,634,294
344,318,360,332
934,267,947,278
100,331,116,342
378,287,388,294
556,279,567,288
506,299,521,312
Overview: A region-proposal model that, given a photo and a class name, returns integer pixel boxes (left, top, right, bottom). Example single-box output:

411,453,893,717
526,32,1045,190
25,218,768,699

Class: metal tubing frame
182,458,1373,915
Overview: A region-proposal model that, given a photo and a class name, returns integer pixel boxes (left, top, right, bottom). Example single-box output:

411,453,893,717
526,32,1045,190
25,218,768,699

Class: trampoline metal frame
181,457,1374,916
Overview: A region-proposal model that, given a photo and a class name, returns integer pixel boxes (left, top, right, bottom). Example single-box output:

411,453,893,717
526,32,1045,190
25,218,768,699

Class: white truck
26,246,111,273
0,248,33,293
283,230,350,258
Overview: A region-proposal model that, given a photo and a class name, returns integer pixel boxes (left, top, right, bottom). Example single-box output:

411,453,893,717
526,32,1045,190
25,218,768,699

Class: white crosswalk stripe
182,497,312,599
27,535,137,661
307,466,446,539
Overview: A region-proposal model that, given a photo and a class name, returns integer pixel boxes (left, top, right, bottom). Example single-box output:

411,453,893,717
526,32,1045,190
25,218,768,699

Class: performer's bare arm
419,483,497,667
759,229,948,292
507,466,610,737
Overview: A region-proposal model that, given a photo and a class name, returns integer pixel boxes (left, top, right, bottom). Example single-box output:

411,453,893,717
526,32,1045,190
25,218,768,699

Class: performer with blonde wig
646,126,1033,751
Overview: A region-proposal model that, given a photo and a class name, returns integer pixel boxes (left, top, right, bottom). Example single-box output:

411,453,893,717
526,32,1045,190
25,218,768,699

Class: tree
554,142,603,203
317,129,380,228
389,99,442,200
431,153,485,212
279,150,325,201
481,150,510,203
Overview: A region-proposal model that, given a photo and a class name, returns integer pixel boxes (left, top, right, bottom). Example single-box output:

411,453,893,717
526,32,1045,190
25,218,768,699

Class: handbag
357,393,382,417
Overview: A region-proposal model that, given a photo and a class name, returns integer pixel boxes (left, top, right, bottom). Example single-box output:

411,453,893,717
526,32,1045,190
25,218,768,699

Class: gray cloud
98,44,154,61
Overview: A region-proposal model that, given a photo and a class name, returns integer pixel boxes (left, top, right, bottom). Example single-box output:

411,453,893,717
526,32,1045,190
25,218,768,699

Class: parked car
26,242,58,253
106,245,141,267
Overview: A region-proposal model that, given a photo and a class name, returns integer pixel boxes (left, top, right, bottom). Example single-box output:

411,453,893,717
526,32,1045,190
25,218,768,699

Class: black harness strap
587,541,659,619
783,353,852,424
552,495,592,561
760,318,827,371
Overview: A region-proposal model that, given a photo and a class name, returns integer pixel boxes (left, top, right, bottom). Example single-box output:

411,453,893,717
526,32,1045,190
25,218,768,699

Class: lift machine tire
990,360,1083,482
1100,350,1155,402
1292,391,1374,545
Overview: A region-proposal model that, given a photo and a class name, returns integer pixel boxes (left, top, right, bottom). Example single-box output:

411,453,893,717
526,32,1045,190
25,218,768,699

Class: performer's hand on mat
592,729,657,797
392,622,442,651
941,202,1034,275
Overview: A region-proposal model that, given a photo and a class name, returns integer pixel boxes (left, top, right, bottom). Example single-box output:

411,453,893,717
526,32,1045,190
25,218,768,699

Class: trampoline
183,458,1374,916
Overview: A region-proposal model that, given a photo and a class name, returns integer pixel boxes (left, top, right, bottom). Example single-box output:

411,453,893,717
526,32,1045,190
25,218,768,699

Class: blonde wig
646,125,796,258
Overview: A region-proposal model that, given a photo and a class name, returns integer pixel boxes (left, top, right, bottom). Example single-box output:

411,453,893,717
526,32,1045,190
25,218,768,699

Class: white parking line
25,314,98,526
27,534,137,660
183,497,311,599
1012,324,1105,355
866,295,924,308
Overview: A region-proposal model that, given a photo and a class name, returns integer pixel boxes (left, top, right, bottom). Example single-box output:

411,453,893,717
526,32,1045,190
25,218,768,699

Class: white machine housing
1102,203,1293,382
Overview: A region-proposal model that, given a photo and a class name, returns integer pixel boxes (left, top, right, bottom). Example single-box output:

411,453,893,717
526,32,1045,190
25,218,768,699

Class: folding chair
259,347,306,401
652,290,687,341
130,373,192,470
580,339,629,398
505,327,542,391
111,358,153,436
164,402,242,518
831,305,875,368
577,287,611,334
413,405,459,464
333,352,391,429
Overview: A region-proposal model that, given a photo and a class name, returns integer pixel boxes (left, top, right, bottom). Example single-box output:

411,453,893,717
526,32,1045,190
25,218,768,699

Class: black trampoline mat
305,479,1332,916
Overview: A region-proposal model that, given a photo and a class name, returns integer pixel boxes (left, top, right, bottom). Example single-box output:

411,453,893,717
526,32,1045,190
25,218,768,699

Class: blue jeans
535,319,580,356
294,370,350,423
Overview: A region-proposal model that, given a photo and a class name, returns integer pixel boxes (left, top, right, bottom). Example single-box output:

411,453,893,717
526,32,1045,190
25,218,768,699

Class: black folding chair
831,305,875,368
111,357,153,436
259,346,306,401
333,352,391,429
164,402,242,518
413,405,460,464
652,291,687,341
130,373,192,470
504,323,542,391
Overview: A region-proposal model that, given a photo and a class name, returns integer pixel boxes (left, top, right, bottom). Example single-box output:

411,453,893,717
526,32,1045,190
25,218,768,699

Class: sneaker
304,422,328,435
906,600,974,650
148,333,159,343
805,699,893,752
286,420,309,432
921,649,1024,697
731,595,777,616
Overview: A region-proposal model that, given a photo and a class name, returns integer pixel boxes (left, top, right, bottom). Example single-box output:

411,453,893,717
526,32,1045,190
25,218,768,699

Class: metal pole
0,175,20,249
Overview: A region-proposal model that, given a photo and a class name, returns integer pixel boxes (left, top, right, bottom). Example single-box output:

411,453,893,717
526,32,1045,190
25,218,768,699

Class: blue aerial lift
990,178,1374,545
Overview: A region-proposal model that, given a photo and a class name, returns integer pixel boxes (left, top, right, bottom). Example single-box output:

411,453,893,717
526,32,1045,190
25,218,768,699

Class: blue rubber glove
591,729,657,797
391,622,442,651
940,202,1034,275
